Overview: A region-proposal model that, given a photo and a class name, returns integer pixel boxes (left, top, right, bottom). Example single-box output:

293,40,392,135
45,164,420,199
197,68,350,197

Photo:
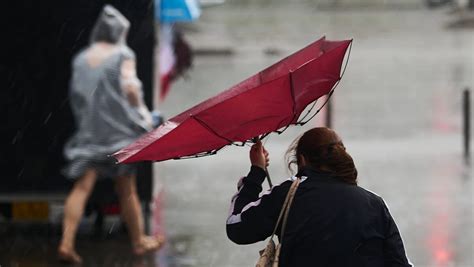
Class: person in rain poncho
58,5,163,263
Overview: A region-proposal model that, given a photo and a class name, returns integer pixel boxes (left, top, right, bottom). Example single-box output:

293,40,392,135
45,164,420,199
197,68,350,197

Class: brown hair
286,127,358,185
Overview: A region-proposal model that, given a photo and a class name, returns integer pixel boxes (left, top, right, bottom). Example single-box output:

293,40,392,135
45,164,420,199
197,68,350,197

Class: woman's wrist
246,166,267,184
251,164,266,171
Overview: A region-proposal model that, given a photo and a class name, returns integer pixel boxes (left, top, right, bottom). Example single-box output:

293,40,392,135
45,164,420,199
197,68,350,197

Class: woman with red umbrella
226,127,412,267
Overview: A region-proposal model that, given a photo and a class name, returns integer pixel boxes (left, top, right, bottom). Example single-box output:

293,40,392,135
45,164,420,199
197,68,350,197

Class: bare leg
115,175,164,255
58,169,97,263
115,175,143,244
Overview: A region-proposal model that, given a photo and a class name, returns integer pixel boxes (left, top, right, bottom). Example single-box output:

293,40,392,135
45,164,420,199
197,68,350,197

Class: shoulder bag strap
278,177,300,245
269,177,301,240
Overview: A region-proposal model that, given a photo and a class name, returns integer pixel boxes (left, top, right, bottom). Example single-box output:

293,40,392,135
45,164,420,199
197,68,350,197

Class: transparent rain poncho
64,5,152,179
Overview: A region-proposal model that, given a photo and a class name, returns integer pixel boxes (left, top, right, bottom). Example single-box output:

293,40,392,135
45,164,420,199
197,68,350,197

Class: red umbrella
114,36,352,164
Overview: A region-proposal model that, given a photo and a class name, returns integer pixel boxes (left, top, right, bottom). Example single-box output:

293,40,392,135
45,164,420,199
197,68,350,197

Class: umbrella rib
297,100,318,123
289,70,298,124
297,40,353,125
296,80,340,125
264,70,298,137
173,148,223,160
291,40,353,124
237,41,353,138
191,115,234,144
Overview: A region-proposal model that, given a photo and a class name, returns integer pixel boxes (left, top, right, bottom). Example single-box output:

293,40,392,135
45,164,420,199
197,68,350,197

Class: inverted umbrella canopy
114,37,352,163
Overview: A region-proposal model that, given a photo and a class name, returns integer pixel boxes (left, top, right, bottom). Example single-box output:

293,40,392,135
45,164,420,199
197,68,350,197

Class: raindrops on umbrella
114,37,353,164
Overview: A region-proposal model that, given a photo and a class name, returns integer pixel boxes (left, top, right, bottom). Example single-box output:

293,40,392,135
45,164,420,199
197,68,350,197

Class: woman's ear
298,155,307,168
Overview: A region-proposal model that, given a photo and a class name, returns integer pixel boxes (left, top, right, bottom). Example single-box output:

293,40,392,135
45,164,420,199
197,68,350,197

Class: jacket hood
90,5,130,44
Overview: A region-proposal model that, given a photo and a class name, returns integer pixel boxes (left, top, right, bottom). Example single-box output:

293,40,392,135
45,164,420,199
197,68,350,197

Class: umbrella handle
252,136,273,187
265,168,273,188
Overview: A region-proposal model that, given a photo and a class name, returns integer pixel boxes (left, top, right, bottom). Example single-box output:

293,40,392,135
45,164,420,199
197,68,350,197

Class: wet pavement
0,222,158,266
2,1,473,266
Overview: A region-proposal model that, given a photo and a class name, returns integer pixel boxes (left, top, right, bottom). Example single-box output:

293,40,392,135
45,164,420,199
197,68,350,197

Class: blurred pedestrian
226,127,412,267
58,5,163,263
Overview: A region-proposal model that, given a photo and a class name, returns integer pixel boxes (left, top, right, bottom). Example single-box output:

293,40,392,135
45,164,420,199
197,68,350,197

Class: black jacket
226,166,412,267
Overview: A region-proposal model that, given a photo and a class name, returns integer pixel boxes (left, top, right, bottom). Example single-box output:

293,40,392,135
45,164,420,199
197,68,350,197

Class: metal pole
463,88,471,163
326,96,332,128
144,202,151,234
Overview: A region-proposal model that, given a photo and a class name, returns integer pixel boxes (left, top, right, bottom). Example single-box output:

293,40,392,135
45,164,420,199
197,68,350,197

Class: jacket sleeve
382,201,413,267
226,166,289,245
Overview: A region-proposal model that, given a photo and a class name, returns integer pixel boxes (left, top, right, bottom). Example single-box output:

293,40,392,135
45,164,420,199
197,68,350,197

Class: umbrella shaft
265,169,273,187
